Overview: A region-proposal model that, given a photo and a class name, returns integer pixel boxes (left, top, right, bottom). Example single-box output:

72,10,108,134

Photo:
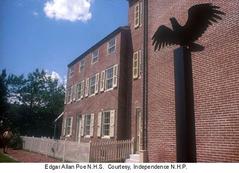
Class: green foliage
10,133,23,150
4,69,65,137
0,69,10,131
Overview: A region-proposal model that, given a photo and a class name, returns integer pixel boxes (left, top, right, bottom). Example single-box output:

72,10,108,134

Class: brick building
62,27,131,142
62,0,239,162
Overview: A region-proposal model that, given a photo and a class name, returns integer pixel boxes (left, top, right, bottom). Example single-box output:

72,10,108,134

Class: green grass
0,152,17,162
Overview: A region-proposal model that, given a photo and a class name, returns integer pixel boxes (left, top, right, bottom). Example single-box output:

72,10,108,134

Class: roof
54,112,64,122
68,26,130,67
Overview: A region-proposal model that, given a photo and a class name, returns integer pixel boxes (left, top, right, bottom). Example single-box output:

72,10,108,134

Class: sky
0,0,128,83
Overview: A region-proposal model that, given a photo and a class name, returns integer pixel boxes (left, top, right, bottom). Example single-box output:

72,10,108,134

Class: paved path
3,149,60,162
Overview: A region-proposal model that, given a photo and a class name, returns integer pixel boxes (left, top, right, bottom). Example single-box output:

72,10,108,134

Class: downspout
142,0,148,161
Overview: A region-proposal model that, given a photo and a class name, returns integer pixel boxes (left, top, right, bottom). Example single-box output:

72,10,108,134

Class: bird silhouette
152,3,225,52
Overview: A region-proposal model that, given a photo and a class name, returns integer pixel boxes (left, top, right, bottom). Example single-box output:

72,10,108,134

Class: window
107,37,116,54
91,49,99,64
84,114,91,136
102,111,110,136
100,71,105,92
79,59,85,73
105,67,113,90
68,67,74,78
76,80,84,100
66,87,71,103
97,110,115,138
89,75,96,96
81,114,94,137
65,117,73,136
100,64,118,92
134,2,143,29
133,51,139,79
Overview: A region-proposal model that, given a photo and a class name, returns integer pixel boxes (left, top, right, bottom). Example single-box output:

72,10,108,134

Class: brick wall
63,28,131,142
147,0,239,162
128,0,144,144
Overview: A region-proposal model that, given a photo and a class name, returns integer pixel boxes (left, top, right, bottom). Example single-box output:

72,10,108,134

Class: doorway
76,115,82,143
136,108,142,153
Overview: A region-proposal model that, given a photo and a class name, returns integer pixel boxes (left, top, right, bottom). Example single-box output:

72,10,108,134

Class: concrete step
125,158,140,163
129,154,140,160
125,154,140,163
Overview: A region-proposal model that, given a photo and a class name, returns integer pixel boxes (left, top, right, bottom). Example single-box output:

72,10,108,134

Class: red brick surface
147,0,239,162
2,149,58,162
63,0,239,162
128,0,144,143
64,29,131,142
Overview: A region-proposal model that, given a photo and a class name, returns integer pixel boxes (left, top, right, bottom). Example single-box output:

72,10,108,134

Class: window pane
106,79,113,89
84,115,91,135
105,67,113,90
77,83,81,99
89,76,96,95
108,38,116,54
79,59,85,72
92,49,99,63
66,117,71,135
102,112,110,136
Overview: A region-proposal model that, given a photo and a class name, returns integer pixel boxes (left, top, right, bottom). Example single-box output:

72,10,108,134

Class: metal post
174,47,196,162
53,123,57,139
131,137,134,154
62,138,66,162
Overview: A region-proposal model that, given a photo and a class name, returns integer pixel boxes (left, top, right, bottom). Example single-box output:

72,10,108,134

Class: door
76,115,82,143
136,108,142,153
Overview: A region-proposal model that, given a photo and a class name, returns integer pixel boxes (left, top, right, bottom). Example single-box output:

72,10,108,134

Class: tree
7,69,65,137
0,69,9,131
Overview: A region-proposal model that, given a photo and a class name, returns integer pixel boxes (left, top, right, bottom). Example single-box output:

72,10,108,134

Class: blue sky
0,0,128,83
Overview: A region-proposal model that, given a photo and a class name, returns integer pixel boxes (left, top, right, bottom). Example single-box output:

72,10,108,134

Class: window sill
101,136,111,139
65,134,72,138
84,135,91,138
104,88,114,92
91,60,99,65
89,93,96,97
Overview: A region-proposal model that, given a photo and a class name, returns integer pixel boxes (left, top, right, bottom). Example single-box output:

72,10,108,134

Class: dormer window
91,49,99,64
107,37,116,54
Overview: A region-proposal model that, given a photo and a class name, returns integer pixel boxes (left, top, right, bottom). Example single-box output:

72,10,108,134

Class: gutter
142,0,148,157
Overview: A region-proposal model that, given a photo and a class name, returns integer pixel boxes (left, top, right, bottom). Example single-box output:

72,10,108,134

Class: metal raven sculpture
152,3,225,51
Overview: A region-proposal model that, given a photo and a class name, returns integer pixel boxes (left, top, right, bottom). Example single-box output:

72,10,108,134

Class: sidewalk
3,149,60,162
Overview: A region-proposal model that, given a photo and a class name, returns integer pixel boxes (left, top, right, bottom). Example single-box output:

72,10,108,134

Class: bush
10,133,23,150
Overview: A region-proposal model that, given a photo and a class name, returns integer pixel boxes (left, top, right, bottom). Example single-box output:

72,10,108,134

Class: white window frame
134,2,140,29
107,37,116,54
84,114,91,137
101,111,111,137
89,75,96,96
133,51,139,79
68,67,74,78
76,80,84,100
105,66,114,91
65,117,73,137
100,71,105,92
101,110,115,138
66,87,71,103
79,59,85,73
91,49,99,64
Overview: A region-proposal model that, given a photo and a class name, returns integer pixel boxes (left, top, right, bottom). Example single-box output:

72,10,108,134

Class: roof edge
68,26,130,67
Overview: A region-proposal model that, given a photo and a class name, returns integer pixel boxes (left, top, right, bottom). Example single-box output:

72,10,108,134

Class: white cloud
43,0,92,22
45,70,63,84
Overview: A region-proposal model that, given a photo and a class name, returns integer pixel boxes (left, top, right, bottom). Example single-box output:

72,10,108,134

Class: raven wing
184,3,225,42
152,25,177,51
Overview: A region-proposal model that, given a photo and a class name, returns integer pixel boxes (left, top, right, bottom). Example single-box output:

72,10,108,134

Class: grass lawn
0,152,17,162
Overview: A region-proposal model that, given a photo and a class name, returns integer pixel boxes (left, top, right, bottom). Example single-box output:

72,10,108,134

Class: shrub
10,133,23,150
